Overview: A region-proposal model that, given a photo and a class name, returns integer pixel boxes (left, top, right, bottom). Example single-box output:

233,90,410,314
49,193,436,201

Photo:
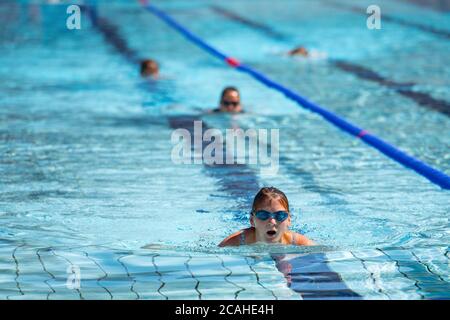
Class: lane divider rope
138,0,450,190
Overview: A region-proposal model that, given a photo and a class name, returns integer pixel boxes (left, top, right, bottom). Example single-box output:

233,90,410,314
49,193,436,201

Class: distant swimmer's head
140,59,159,78
250,187,291,243
288,46,309,57
219,86,242,113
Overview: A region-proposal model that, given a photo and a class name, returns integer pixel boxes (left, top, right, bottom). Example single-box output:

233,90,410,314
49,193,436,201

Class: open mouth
266,230,276,237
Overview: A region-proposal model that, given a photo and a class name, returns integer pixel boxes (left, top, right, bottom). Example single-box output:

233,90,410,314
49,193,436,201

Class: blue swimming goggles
253,210,289,222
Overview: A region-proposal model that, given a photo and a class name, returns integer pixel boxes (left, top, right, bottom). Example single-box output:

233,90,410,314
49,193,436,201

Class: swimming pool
0,0,449,299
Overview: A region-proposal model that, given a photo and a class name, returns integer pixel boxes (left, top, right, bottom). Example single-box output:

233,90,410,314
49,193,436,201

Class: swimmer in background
211,86,243,113
140,59,159,78
288,46,309,57
287,45,327,60
219,187,315,246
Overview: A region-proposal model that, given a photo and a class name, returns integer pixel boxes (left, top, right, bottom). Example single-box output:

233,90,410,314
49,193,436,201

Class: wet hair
220,86,240,99
251,187,289,213
140,59,159,75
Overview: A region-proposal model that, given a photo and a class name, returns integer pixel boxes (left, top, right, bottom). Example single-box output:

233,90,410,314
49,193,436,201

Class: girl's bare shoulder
291,232,315,246
218,228,253,247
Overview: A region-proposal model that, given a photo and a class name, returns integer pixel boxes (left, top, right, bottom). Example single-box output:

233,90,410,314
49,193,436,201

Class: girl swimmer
219,187,315,246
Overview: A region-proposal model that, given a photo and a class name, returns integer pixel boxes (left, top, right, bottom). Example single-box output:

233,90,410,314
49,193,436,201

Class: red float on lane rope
358,130,368,138
225,57,241,67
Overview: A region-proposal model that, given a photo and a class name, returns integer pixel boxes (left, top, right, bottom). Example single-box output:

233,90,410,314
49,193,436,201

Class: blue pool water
0,0,449,299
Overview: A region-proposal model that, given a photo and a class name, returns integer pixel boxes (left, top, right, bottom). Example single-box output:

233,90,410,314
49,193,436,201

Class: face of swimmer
219,89,242,113
250,199,291,244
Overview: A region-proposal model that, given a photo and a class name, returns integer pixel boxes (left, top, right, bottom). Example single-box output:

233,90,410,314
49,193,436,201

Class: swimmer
211,86,243,113
288,46,309,57
140,59,159,78
287,46,328,60
219,187,315,246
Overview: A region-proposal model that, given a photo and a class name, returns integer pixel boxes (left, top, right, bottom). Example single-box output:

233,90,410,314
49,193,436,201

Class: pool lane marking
380,247,450,299
210,5,288,41
116,254,141,299
244,256,279,300
211,5,450,118
400,0,450,13
117,253,168,300
80,4,141,64
322,0,450,40
139,2,450,190
82,251,114,299
272,253,362,300
51,249,84,300
8,244,25,299
151,254,169,300
185,255,202,300
36,248,57,300
349,251,391,299
409,250,447,283
167,115,261,215
376,248,428,299
215,255,247,299
332,61,450,117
